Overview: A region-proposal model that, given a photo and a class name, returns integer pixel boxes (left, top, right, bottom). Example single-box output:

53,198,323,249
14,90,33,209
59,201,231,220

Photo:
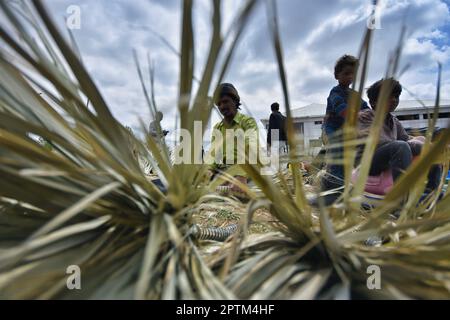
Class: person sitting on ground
208,83,258,193
357,78,442,193
321,54,370,196
267,102,288,154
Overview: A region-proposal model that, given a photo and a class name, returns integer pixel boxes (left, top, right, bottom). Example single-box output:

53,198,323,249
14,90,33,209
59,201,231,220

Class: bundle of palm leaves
0,0,260,299
0,0,449,300
205,1,450,299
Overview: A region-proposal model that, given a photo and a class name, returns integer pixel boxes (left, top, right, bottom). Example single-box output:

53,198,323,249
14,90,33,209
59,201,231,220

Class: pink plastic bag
351,167,394,195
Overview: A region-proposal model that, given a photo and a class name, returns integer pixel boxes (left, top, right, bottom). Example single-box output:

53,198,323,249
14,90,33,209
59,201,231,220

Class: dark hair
214,83,241,108
366,78,402,108
334,54,359,75
271,102,279,111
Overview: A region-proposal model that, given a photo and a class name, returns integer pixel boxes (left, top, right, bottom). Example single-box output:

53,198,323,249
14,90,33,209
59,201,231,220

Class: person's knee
394,140,409,148
393,140,412,154
389,141,413,167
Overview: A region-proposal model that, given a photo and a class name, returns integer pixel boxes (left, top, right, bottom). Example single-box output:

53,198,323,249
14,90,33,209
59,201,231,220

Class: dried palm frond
0,0,257,299
1,0,449,300
207,0,450,299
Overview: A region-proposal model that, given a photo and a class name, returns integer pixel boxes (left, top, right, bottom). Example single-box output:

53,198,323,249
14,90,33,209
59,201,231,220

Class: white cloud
38,0,450,137
404,38,450,63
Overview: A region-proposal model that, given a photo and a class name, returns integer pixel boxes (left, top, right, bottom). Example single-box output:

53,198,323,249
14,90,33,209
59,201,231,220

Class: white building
262,99,450,155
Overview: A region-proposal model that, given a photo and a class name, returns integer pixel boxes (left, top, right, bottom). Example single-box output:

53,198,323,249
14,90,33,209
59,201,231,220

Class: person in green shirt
208,83,258,192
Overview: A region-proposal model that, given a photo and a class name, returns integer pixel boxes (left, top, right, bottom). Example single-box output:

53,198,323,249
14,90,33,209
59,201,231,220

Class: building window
294,122,304,134
423,112,450,119
314,121,322,125
397,114,420,121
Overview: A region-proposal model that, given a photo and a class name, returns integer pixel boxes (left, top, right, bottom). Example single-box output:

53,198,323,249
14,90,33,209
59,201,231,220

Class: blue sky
39,0,450,136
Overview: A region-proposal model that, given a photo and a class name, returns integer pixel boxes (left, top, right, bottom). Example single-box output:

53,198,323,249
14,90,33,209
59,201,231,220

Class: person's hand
414,136,426,143
302,161,312,173
230,175,247,194
408,137,425,156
